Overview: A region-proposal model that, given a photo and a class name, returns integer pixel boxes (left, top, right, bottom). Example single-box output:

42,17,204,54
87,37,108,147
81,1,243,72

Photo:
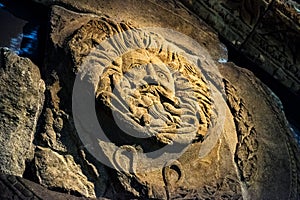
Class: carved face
97,47,212,145
72,20,223,183
116,50,179,136
122,50,176,99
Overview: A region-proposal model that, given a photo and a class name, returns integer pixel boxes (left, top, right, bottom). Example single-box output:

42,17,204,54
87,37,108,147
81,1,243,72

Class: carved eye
177,77,189,83
131,63,146,71
137,65,145,70
157,71,168,81
130,63,142,69
130,63,138,68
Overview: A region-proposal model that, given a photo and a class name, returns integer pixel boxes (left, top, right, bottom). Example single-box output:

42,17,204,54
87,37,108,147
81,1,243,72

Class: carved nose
144,75,158,85
144,63,158,85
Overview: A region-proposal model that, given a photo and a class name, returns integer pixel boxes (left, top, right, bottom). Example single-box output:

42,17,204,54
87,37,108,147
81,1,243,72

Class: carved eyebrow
125,52,150,63
129,62,147,69
134,58,150,64
153,64,170,74
125,56,149,66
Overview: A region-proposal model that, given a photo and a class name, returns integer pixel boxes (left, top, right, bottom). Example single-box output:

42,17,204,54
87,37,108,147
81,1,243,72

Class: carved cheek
124,69,146,86
119,77,131,89
167,76,175,92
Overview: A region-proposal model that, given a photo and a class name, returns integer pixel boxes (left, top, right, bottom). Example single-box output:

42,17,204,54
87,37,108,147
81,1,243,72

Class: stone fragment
47,3,300,199
0,48,45,177
3,1,299,199
34,146,96,198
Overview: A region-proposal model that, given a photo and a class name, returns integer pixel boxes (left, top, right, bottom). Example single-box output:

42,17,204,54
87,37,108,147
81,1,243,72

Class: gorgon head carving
71,19,225,171
96,47,212,145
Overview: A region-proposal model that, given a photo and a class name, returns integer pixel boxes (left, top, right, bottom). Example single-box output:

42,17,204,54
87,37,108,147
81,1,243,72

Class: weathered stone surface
0,48,45,177
181,0,272,47
34,0,227,61
38,4,228,198
220,62,300,199
29,5,109,198
49,3,299,199
241,0,300,94
1,1,300,199
180,0,300,96
34,146,96,198
68,13,242,199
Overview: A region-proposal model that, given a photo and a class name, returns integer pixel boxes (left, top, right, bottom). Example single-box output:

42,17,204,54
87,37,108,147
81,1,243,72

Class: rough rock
28,5,109,199
34,146,96,198
0,48,45,177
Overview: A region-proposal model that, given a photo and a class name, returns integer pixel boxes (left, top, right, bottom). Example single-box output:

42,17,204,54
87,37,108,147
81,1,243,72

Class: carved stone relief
96,48,212,145
180,0,272,48
241,0,300,94
69,15,242,199
224,79,258,185
0,1,299,199
219,62,300,199
180,0,300,96
224,0,271,26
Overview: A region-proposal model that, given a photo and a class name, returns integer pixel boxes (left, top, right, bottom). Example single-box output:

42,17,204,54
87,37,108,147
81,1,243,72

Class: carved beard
96,49,211,145
120,69,177,126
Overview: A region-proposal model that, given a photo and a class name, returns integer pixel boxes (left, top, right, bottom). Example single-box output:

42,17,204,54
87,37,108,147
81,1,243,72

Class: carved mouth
139,84,178,106
139,83,157,92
